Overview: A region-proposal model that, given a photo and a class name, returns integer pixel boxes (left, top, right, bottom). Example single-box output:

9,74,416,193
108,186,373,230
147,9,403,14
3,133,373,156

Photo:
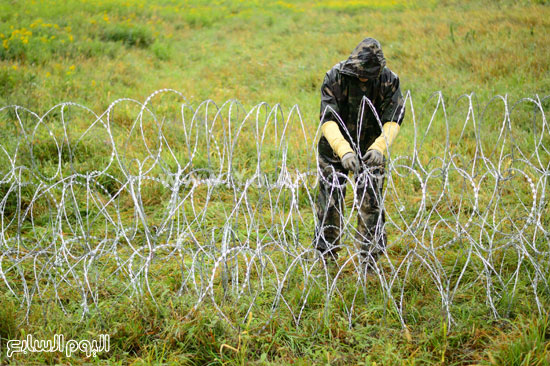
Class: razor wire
0,89,549,331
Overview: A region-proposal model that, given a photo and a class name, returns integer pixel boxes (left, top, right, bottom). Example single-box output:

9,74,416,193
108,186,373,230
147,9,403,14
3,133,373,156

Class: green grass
1,0,549,111
1,0,550,364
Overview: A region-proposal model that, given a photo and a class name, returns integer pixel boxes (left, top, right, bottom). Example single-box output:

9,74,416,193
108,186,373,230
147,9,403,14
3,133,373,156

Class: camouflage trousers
313,153,387,260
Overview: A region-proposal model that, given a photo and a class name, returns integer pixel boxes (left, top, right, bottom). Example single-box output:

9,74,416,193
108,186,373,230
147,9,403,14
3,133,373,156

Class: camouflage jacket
319,38,405,160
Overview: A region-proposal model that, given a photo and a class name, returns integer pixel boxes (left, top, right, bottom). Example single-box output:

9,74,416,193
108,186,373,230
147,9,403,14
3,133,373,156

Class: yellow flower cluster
121,13,137,24
90,11,139,26
30,18,60,29
276,1,297,9
2,18,74,51
66,64,76,75
1,28,33,49
320,0,406,10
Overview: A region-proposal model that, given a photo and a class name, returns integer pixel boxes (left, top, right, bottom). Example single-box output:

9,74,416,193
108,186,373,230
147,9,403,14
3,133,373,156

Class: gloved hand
341,152,360,173
367,121,400,160
364,149,384,166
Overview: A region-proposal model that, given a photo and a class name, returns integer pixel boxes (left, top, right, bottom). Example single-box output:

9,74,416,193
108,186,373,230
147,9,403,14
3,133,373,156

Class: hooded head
341,37,386,79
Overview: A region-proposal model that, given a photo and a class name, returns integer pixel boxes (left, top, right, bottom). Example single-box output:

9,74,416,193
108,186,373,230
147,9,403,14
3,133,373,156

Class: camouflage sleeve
319,69,342,125
379,70,405,125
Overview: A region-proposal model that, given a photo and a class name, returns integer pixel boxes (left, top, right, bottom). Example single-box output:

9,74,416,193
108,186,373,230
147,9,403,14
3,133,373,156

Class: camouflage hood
341,38,386,79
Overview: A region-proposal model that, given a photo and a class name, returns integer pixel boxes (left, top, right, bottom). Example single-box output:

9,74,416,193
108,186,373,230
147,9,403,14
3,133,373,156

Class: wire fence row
0,90,549,330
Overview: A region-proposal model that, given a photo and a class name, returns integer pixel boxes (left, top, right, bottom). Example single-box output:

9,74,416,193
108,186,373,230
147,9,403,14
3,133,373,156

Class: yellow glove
367,122,400,156
321,121,353,159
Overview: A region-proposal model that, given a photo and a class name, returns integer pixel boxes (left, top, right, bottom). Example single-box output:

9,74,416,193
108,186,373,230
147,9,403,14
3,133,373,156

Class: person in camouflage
314,37,405,265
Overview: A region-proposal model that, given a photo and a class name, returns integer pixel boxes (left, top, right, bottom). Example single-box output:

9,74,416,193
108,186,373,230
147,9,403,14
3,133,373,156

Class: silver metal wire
0,89,548,331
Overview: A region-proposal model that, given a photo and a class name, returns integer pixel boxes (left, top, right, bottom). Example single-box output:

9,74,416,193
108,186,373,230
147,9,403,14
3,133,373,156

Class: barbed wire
0,89,549,331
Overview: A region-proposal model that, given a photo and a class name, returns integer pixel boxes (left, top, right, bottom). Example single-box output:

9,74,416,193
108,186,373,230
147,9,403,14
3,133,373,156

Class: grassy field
1,0,550,365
